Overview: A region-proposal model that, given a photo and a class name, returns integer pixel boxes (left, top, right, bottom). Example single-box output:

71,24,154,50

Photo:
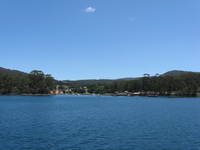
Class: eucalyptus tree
29,70,54,94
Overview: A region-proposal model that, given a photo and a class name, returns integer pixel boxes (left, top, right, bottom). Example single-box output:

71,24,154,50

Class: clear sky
1,0,200,80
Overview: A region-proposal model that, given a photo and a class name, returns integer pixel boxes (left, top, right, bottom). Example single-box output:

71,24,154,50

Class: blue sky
1,0,200,80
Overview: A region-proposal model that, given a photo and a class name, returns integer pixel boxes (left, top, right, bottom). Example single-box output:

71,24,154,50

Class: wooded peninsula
0,67,200,97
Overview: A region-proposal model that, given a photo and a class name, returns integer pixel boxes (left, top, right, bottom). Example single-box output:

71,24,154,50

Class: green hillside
0,67,27,77
162,70,199,76
1,66,200,96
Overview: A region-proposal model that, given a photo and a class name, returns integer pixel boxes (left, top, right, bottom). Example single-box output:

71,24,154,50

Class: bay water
0,95,200,150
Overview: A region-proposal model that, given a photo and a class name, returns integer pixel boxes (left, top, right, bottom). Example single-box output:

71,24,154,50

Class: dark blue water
0,95,200,150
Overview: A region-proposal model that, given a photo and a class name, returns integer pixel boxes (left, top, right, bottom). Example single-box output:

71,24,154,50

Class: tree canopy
0,70,54,95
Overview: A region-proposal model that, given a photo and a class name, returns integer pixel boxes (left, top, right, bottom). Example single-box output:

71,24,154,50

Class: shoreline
1,93,199,97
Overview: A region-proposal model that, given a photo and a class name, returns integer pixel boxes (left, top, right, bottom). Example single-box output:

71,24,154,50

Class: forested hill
56,79,116,86
1,66,199,85
1,66,200,96
57,71,200,86
56,77,138,86
0,67,27,77
0,68,54,95
162,70,200,76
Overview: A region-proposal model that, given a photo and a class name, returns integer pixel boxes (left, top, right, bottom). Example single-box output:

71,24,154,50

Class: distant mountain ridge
0,67,27,77
59,77,138,86
1,67,199,85
162,70,200,76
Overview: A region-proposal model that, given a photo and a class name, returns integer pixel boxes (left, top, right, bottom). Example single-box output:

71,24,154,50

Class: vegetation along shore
0,67,200,97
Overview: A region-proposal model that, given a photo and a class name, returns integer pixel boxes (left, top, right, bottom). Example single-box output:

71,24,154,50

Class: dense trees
84,73,200,96
1,68,200,96
0,70,54,95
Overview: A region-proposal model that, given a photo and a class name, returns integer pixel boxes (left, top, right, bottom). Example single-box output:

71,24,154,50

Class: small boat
147,94,158,97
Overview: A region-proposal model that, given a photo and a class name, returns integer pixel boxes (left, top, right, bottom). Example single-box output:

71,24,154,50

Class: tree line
78,73,200,96
1,69,200,96
0,70,54,95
